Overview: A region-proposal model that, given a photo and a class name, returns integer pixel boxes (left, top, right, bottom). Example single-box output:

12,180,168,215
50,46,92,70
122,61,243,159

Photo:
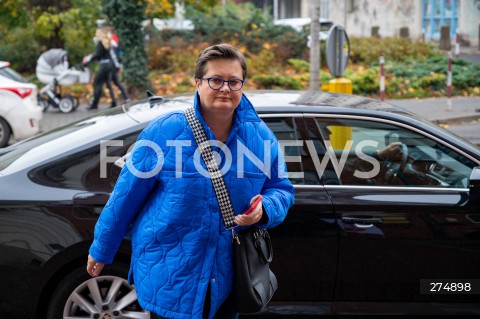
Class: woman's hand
235,194,263,226
86,254,105,277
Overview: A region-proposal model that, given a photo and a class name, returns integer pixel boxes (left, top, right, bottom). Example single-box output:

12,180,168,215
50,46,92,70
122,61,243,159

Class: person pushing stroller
83,27,128,110
36,49,90,113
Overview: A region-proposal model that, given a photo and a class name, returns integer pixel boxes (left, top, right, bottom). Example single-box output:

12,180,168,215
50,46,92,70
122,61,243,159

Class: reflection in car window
0,124,92,172
313,118,476,188
263,117,318,185
28,133,139,192
0,66,29,83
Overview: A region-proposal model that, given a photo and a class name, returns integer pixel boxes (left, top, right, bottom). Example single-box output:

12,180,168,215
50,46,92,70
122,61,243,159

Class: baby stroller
36,49,90,113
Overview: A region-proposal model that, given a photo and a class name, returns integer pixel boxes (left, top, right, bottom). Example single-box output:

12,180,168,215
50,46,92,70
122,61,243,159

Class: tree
101,0,151,98
0,0,98,71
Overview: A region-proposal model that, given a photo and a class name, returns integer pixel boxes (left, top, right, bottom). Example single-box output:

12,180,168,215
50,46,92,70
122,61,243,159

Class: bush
0,27,42,73
186,2,306,61
345,68,379,95
350,37,442,65
251,74,302,90
288,59,309,73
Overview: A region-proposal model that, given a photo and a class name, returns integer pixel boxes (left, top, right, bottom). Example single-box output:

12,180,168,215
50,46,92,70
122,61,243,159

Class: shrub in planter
251,74,302,90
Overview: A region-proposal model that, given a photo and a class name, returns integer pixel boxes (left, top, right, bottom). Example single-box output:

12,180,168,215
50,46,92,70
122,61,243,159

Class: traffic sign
326,25,350,78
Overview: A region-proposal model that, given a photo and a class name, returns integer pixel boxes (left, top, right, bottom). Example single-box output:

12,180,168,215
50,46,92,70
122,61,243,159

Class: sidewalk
390,96,480,125
456,45,480,65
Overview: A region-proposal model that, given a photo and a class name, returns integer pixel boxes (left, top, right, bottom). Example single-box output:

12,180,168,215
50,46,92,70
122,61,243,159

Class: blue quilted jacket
89,92,295,318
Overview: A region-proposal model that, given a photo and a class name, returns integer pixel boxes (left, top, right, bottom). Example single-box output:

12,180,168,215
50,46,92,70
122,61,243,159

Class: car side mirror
469,167,480,198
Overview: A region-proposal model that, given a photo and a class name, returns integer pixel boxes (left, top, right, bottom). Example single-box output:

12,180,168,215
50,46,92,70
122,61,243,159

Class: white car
0,61,43,147
274,17,333,38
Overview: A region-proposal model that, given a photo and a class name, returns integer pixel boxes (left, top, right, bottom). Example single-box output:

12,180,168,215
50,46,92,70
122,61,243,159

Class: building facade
242,0,479,47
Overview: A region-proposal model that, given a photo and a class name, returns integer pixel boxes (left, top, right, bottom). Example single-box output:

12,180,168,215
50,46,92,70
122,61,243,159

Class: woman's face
196,59,243,114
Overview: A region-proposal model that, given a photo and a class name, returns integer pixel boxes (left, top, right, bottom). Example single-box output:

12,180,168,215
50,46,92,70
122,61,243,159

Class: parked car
274,17,334,40
0,61,43,147
0,91,479,318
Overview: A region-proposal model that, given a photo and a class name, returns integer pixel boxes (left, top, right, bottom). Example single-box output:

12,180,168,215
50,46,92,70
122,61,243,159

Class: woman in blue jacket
86,43,294,319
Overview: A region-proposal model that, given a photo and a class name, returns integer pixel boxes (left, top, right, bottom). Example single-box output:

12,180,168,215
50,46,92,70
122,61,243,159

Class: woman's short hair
194,43,247,80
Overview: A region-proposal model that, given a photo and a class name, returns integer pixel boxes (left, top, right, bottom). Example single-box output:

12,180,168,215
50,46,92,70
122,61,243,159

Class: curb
433,113,480,125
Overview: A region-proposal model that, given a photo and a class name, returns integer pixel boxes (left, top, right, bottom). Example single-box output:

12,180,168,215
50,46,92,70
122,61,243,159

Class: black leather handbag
232,227,278,313
185,107,277,313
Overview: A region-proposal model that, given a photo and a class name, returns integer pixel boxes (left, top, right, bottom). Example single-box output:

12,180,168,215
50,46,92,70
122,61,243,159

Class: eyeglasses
199,77,245,91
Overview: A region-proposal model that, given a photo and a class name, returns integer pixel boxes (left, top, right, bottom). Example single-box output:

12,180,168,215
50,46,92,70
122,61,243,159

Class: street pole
273,0,278,21
379,56,385,101
309,0,321,91
447,52,452,111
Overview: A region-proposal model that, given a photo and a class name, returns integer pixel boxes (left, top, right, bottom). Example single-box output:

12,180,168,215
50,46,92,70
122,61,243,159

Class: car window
262,116,321,185
0,124,93,172
0,66,29,83
312,117,476,188
28,132,139,192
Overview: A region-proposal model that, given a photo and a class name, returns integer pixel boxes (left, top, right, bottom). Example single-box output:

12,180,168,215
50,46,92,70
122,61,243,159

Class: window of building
422,0,458,40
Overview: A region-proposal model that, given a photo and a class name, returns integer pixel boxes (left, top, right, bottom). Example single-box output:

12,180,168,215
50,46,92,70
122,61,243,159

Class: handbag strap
185,107,237,229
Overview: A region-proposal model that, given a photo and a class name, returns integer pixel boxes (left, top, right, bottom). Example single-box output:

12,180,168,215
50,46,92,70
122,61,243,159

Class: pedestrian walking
86,43,295,318
83,27,117,109
106,28,130,103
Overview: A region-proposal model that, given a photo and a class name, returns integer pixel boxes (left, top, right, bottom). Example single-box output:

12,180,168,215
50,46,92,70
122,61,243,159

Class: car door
70,132,140,221
260,115,337,316
305,115,480,315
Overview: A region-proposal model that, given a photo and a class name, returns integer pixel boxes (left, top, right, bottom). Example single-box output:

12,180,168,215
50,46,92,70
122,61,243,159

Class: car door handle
342,216,383,228
73,192,111,206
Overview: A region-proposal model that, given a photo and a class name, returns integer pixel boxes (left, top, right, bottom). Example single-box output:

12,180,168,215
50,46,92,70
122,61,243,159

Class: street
445,120,480,146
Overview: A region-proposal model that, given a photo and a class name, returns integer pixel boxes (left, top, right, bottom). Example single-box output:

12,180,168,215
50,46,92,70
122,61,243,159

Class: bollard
379,56,385,101
447,52,452,111
399,27,409,39
455,32,460,58
439,25,452,50
328,78,352,149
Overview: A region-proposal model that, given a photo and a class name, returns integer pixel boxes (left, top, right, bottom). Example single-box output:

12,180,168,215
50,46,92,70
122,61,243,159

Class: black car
1,91,479,318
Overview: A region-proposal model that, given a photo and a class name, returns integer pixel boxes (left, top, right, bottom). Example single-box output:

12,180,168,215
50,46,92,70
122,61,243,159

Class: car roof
245,90,407,112
1,90,478,176
154,90,410,113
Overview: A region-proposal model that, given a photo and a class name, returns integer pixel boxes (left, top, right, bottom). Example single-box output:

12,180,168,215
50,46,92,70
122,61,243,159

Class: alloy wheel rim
63,275,150,319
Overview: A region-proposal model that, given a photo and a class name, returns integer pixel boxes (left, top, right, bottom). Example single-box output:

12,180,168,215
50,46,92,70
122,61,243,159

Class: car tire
46,263,150,319
0,117,11,148
58,97,75,113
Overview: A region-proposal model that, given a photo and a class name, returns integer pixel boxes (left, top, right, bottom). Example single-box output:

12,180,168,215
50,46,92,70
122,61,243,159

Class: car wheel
46,264,150,319
58,97,75,113
0,117,11,148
